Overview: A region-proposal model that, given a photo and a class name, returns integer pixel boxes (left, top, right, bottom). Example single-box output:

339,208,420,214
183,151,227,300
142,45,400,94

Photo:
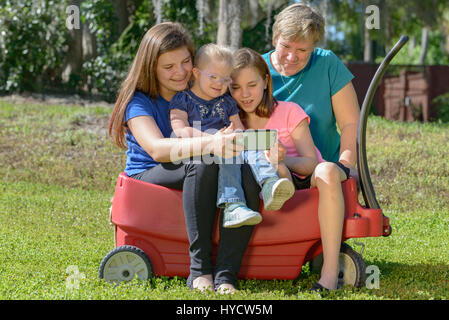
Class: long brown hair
109,22,194,149
231,48,278,121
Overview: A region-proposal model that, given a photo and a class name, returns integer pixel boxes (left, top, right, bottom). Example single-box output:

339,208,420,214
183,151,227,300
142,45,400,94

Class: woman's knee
313,162,344,187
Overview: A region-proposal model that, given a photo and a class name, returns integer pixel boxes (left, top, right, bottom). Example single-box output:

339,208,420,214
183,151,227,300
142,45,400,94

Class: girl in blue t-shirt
169,44,296,229
108,22,256,294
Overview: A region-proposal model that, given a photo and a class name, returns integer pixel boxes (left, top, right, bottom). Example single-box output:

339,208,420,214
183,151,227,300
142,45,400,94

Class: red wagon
99,36,408,289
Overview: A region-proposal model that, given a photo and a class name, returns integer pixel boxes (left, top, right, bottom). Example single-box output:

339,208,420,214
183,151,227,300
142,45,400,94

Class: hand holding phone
265,140,286,165
235,129,278,151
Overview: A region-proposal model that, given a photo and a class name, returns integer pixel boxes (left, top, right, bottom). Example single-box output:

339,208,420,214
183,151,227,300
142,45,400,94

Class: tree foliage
0,0,68,92
0,0,448,100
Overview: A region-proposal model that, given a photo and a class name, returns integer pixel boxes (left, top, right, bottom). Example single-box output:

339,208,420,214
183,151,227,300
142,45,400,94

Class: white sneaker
262,177,295,211
222,203,262,228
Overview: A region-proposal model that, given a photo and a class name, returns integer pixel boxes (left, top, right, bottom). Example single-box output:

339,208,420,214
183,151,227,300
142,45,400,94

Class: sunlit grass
0,101,448,300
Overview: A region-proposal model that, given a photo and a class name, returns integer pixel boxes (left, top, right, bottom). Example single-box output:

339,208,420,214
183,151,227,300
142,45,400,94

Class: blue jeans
217,150,278,208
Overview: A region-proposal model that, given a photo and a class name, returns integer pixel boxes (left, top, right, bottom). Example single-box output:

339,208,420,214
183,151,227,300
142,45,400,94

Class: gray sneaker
222,203,262,228
262,177,295,211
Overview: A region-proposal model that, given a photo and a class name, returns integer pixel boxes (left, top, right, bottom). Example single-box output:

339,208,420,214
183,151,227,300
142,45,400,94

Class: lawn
0,100,448,301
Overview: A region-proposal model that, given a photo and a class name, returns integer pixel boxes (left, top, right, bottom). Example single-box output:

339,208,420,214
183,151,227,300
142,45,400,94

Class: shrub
0,0,68,92
432,92,449,123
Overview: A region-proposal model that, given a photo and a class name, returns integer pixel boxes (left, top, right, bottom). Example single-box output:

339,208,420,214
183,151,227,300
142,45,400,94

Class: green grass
0,101,448,300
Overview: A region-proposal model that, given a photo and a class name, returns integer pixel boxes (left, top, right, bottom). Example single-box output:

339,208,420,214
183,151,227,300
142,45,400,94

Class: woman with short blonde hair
263,3,361,292
272,3,325,45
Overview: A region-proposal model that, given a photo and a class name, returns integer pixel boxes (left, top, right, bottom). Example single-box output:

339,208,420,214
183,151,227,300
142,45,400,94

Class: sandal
309,282,330,294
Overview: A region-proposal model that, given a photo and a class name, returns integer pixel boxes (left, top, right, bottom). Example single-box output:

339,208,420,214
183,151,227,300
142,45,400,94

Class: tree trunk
196,0,205,35
217,0,228,46
216,0,242,50
445,34,449,56
418,26,429,65
61,0,83,83
380,0,391,55
359,1,365,61
228,0,242,50
113,0,131,35
82,22,97,60
363,22,373,62
319,0,328,47
408,35,416,58
363,0,373,62
264,0,273,50
152,0,163,24
248,0,259,28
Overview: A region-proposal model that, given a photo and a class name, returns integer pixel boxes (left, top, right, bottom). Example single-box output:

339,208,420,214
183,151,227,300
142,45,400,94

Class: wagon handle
357,35,409,209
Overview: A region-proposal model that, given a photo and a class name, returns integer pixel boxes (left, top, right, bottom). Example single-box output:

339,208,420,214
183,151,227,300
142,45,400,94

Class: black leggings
130,161,260,288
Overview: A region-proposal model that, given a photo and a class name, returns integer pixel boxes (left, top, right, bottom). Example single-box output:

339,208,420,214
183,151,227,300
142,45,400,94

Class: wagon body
111,172,389,280
101,36,408,286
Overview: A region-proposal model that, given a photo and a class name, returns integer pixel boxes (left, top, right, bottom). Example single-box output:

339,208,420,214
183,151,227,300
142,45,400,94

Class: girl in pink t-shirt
229,49,320,189
229,47,348,293
264,101,324,179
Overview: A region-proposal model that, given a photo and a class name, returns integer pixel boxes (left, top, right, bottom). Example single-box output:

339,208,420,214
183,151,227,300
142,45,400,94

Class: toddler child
169,43,295,228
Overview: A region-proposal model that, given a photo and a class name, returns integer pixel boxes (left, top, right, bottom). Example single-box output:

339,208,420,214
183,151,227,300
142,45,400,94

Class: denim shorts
334,161,351,180
289,162,350,190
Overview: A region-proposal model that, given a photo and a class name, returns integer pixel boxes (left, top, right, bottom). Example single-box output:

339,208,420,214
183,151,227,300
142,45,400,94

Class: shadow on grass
360,260,449,299
234,260,449,299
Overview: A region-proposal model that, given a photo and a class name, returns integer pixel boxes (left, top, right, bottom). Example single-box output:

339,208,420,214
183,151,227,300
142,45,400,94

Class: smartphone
235,129,278,150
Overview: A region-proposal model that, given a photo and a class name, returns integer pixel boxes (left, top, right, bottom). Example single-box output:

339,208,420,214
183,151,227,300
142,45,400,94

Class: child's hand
212,125,244,158
220,122,242,134
265,140,286,165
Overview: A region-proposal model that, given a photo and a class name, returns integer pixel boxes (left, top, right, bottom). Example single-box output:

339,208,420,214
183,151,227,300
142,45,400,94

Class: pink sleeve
286,102,310,133
285,102,325,163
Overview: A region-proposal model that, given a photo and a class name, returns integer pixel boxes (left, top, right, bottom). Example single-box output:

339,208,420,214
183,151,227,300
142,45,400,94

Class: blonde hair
272,3,324,45
194,43,233,69
109,22,194,149
232,48,278,120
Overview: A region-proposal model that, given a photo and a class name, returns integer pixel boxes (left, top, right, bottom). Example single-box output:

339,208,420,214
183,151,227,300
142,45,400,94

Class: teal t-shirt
262,48,354,162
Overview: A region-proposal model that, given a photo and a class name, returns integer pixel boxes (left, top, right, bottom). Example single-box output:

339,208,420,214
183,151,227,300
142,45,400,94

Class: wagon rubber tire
337,242,366,288
308,242,366,289
383,225,392,237
99,245,153,284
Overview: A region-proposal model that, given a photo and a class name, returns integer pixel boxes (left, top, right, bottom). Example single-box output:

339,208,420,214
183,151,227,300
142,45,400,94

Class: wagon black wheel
383,225,392,237
99,245,153,285
308,242,366,288
338,243,366,288
308,252,323,274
